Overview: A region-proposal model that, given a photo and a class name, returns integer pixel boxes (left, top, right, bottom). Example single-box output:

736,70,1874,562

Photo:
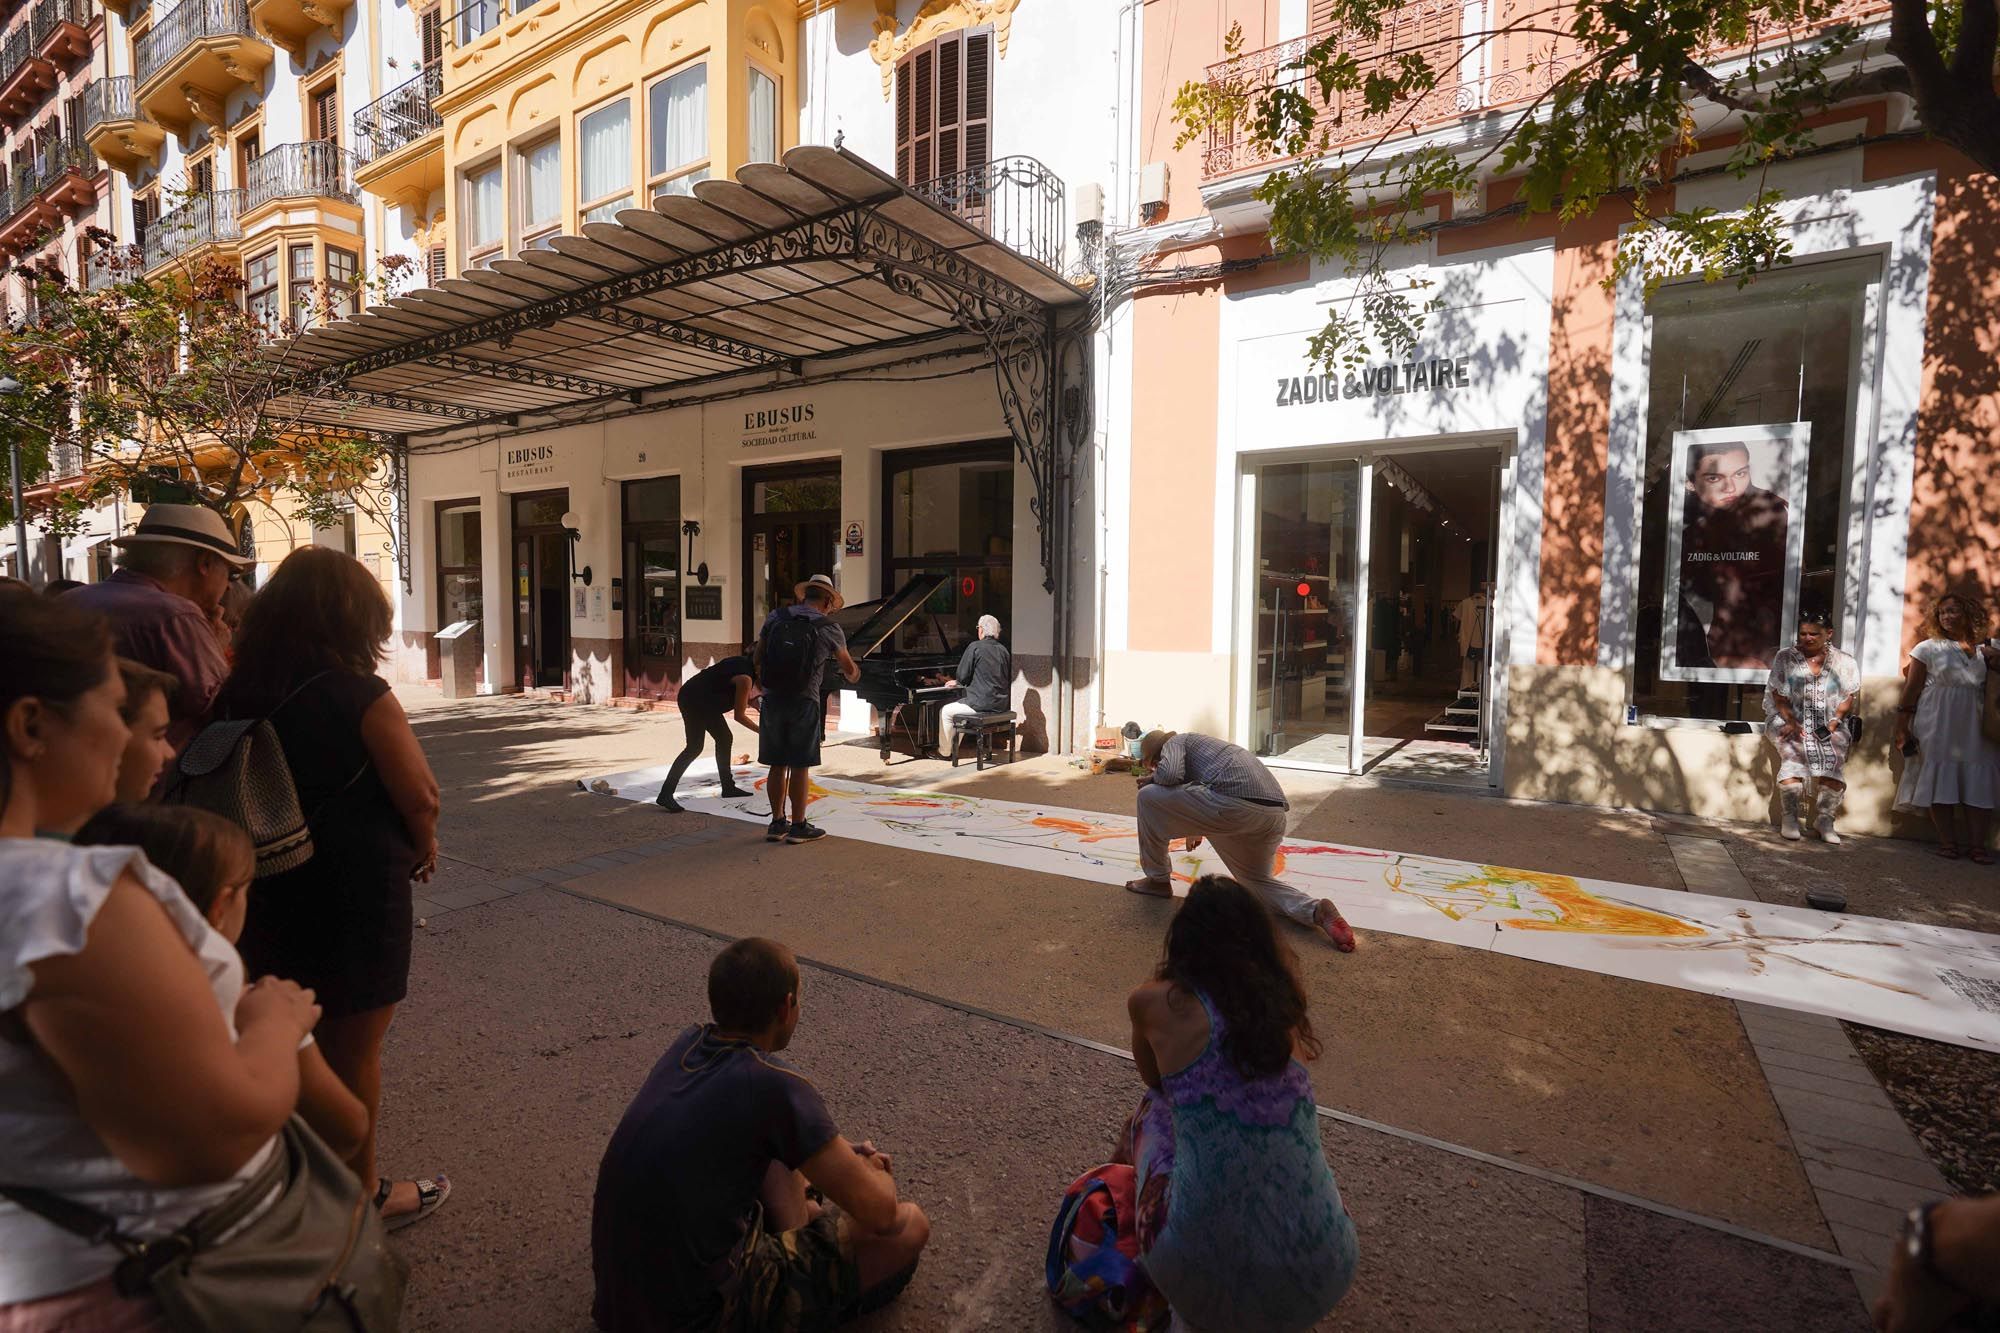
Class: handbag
0,1119,406,1333
1045,1164,1168,1332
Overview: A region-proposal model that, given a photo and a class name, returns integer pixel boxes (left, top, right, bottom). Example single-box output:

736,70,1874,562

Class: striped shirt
1152,732,1289,810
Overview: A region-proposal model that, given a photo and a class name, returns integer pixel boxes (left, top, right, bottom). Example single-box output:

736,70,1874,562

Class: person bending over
936,614,1011,759
657,654,760,813
755,575,858,845
1114,877,1357,1332
1125,730,1357,952
592,937,929,1333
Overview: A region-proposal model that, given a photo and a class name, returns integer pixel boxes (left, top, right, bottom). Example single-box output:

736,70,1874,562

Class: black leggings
660,707,733,801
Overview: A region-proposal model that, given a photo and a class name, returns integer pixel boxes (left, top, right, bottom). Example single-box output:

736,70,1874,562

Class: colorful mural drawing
588,763,2000,1053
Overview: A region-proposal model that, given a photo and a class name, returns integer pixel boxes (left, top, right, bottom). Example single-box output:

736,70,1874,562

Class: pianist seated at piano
937,616,1012,759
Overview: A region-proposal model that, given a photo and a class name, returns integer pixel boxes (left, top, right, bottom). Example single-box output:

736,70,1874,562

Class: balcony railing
0,26,38,87
912,155,1067,273
142,186,243,268
134,0,253,87
352,64,441,164
242,140,357,211
82,72,137,130
1198,0,1898,181
84,243,137,288
32,0,93,51
4,136,90,218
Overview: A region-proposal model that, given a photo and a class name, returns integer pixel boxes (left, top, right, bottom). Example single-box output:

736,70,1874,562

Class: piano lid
831,573,952,659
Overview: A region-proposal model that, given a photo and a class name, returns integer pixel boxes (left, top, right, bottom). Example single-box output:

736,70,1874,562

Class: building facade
391,0,1115,750
1107,0,2000,836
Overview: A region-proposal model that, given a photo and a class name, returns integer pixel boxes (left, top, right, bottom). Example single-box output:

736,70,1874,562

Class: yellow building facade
436,0,801,276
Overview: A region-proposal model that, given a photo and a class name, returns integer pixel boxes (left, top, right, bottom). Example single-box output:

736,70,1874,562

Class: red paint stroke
1278,844,1388,859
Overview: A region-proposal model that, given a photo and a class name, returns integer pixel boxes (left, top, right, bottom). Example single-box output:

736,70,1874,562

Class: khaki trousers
1136,783,1318,925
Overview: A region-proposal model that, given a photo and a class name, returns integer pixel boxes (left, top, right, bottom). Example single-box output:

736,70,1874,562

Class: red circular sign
960,576,977,597
1296,582,1312,598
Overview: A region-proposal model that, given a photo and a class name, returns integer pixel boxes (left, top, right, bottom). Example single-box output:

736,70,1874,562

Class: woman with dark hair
1114,876,1357,1332
1763,606,1861,844
1,590,318,1327
212,546,449,1228
1895,592,2000,863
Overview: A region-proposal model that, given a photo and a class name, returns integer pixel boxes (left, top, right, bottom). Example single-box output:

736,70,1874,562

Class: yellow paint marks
1453,866,1709,938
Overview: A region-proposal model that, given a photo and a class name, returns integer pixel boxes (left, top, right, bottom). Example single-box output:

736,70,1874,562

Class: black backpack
758,611,820,697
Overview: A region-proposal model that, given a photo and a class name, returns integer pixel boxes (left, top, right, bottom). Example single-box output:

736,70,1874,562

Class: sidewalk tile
1749,1026,1873,1062
1828,1222,1891,1271
528,867,577,885
605,848,651,865
578,854,625,871
499,875,544,893
1793,1136,1951,1192
1815,1191,1906,1242
1769,1086,1912,1135
1777,1107,1930,1158
424,883,509,912
1753,1045,1878,1085
410,896,445,919
1738,1009,1850,1042
1762,1064,1899,1109
1804,1160,1948,1212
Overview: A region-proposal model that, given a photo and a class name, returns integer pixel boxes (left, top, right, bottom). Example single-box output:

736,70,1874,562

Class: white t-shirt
0,838,279,1303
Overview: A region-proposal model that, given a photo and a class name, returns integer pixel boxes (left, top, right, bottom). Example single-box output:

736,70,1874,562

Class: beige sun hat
793,573,843,610
113,504,254,566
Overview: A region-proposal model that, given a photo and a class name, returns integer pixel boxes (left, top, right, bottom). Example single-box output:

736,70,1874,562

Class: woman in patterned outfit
1113,877,1356,1333
1764,607,1861,845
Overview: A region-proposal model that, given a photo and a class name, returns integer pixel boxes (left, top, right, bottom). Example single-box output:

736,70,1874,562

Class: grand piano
829,573,968,760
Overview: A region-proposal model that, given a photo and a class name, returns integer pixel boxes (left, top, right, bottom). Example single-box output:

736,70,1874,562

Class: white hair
977,615,1001,639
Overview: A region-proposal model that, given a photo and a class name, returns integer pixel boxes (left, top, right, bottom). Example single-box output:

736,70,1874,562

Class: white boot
1780,788,1803,841
1815,788,1843,845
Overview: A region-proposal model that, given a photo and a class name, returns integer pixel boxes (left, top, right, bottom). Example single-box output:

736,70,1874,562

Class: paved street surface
374,689,1997,1330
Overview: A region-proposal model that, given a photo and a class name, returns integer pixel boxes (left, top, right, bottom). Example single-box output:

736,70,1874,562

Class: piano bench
949,712,1019,772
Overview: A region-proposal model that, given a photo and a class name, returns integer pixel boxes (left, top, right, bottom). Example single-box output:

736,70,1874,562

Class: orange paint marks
1479,867,1705,937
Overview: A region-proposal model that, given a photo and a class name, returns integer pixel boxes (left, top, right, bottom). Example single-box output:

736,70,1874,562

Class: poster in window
1659,422,1809,684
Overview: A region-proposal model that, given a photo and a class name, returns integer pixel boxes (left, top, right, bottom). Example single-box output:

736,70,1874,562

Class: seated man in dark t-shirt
592,938,930,1333
656,654,760,813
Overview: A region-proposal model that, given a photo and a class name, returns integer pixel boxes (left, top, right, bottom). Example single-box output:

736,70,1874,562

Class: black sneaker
655,795,685,814
785,821,828,844
765,817,790,842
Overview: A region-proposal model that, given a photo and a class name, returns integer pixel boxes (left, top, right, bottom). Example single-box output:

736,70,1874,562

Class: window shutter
935,31,961,181
421,9,442,68
894,59,912,183
1309,0,1340,30
427,245,447,286
911,44,934,185
191,156,212,193
963,31,991,177
313,84,339,143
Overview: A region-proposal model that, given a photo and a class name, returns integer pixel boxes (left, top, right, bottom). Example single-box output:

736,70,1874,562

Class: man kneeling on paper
1125,730,1358,953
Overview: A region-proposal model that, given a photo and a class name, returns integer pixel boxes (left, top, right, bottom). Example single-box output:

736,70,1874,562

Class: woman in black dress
216,546,448,1229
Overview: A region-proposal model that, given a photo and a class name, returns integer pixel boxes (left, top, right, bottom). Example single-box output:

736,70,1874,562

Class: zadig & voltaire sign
1275,355,1473,407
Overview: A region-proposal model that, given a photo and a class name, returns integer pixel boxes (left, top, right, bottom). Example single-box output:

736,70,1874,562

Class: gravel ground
1846,1023,2000,1196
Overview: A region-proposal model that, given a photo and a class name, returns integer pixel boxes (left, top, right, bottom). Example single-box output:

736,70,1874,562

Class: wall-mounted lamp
560,510,592,586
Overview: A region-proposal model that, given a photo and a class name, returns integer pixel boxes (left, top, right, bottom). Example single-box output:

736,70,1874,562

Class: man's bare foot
1315,902,1358,952
1124,877,1173,898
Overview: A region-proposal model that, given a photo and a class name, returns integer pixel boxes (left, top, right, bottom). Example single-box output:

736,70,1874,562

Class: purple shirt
66,570,227,748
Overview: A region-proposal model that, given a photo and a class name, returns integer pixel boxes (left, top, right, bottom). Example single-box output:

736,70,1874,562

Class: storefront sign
844,521,864,555
1274,357,1472,407
685,584,723,621
502,442,559,486
738,398,818,449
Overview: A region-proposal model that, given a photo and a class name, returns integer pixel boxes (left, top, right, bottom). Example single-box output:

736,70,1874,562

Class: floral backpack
1045,1163,1169,1332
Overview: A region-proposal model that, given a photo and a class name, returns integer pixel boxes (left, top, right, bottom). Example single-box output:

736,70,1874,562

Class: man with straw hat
1126,729,1358,952
754,573,858,845
65,504,253,749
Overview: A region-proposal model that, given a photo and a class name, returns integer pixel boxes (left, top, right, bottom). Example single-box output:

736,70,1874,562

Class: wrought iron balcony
142,187,244,270
84,77,166,173
0,136,94,242
133,0,270,133
32,0,94,63
84,243,138,288
1197,0,1897,182
354,64,441,164
242,140,358,214
911,155,1066,274
0,21,55,117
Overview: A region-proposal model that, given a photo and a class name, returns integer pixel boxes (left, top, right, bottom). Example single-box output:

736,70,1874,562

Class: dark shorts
720,1212,859,1333
758,695,823,769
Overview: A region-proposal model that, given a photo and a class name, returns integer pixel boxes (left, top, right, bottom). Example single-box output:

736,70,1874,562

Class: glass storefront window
1631,260,1872,722
437,501,482,629
1253,459,1360,764
513,493,567,528
883,445,1012,653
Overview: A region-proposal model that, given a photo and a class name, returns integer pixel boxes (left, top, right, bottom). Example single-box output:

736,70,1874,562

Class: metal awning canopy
266,145,1090,586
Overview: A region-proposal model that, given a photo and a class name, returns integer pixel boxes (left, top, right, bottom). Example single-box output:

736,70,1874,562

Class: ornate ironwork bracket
388,441,411,595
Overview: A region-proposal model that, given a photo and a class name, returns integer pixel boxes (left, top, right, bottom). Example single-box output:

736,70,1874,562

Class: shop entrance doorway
742,461,842,639
621,477,683,698
1246,443,1504,784
512,490,571,690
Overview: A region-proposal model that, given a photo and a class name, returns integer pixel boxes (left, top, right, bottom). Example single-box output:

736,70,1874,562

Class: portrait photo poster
1659,422,1811,684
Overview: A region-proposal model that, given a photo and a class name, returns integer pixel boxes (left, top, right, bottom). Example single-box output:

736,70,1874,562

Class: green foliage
1174,0,1990,369
0,227,409,538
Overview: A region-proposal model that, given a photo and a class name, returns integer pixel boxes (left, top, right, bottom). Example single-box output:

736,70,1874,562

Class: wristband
1905,1202,1969,1295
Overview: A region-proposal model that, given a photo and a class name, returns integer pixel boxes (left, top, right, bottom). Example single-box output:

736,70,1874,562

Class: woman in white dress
1893,592,2000,863
0,589,320,1329
1764,608,1861,844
